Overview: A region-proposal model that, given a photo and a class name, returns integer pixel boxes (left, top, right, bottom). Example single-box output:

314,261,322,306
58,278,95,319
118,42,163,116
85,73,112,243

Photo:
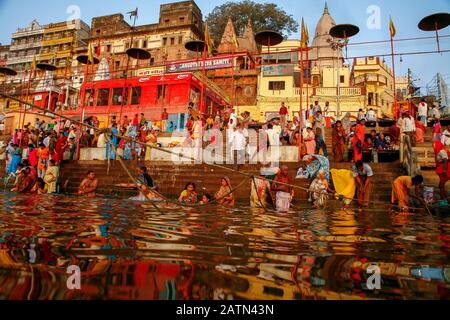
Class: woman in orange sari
215,177,235,207
352,119,366,162
415,119,425,144
391,175,423,210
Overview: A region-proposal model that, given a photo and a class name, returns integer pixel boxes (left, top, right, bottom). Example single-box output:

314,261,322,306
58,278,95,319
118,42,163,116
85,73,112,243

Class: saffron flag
301,18,309,49
204,22,214,56
231,29,239,50
389,16,396,38
87,43,95,64
31,55,37,77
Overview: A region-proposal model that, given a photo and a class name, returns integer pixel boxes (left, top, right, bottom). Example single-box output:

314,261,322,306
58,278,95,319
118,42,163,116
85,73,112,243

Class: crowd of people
1,98,448,212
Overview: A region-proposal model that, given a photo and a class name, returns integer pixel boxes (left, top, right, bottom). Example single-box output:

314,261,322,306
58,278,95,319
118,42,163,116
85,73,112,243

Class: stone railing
68,146,301,163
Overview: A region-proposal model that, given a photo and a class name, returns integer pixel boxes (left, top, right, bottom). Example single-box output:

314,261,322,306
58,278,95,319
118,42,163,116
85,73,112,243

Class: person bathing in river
309,169,332,208
78,170,98,197
200,193,212,204
391,175,424,211
352,160,373,208
250,171,272,208
178,182,198,204
214,177,235,207
271,165,294,212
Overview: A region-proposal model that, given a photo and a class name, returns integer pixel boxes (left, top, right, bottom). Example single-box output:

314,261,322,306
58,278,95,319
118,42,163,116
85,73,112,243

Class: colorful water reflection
0,192,448,300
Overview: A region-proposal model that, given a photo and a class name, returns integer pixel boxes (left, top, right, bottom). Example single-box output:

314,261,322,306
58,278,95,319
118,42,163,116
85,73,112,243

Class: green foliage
206,0,299,45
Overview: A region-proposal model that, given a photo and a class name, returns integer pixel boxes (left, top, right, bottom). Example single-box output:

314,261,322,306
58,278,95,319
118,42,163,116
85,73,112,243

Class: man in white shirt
441,126,450,146
402,111,416,146
366,108,377,122
272,120,282,135
43,133,51,148
418,99,428,126
266,123,280,147
230,124,247,170
430,103,441,119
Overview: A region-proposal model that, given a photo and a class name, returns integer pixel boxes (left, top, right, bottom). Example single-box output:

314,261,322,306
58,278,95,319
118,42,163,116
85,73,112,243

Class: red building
61,72,229,129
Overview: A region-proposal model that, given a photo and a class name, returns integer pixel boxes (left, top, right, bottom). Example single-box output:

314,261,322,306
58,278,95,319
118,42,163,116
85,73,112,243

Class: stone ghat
57,160,405,203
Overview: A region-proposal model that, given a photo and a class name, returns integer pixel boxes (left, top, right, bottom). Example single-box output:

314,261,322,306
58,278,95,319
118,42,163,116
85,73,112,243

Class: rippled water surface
0,191,449,300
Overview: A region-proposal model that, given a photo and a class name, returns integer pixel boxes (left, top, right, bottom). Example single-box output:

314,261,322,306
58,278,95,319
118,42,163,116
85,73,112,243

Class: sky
0,0,449,91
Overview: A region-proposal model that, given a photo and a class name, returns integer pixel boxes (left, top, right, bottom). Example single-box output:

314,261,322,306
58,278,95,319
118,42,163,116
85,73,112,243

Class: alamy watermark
366,264,381,290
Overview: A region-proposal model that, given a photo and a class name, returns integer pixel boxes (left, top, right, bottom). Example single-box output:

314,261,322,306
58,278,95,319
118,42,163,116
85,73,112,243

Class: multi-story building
254,3,367,122
84,0,204,79
6,20,44,73
38,19,90,76
2,19,89,113
352,56,395,117
0,45,9,67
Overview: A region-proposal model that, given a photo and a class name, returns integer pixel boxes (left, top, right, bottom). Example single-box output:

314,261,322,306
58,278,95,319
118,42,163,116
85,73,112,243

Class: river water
0,191,448,300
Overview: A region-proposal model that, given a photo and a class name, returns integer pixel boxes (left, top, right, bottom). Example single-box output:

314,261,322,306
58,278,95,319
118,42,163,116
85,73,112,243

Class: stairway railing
400,133,419,176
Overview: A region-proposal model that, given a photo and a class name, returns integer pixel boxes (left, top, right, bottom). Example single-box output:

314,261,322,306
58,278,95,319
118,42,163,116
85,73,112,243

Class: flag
127,7,138,19
231,29,239,49
204,22,214,56
87,43,95,64
389,16,396,38
31,55,37,77
96,38,101,56
301,18,309,49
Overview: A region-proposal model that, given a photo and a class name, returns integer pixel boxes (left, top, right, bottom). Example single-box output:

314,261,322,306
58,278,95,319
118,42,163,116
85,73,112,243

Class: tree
206,0,299,45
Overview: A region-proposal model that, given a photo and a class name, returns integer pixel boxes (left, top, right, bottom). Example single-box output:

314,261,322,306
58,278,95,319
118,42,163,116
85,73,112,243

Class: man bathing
78,170,98,197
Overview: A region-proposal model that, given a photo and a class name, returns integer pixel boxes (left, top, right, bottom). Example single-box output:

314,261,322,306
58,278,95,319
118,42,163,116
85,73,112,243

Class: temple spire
324,2,329,15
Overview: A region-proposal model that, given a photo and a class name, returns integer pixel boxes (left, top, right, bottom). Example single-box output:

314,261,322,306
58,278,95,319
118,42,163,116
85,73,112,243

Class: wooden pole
390,35,397,119
76,61,89,160
298,46,304,161
200,43,207,114
21,68,34,131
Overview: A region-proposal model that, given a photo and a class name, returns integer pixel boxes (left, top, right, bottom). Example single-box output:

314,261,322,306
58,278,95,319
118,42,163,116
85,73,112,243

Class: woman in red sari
415,119,425,144
352,119,366,162
434,140,450,202
332,120,346,162
55,132,68,164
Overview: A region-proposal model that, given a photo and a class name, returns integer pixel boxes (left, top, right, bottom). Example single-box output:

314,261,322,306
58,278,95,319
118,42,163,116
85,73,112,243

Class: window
368,92,374,106
178,36,183,44
142,40,147,48
165,19,170,24
150,58,155,66
268,81,285,90
106,44,111,53
162,38,167,46
131,87,141,105
112,88,126,106
170,37,175,45
96,88,110,106
96,29,101,35
115,61,120,70
179,17,185,23
157,84,168,100
85,89,94,106
340,75,345,83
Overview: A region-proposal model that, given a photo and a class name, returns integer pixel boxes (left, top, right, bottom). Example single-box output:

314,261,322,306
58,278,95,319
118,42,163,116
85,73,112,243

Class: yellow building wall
322,67,350,87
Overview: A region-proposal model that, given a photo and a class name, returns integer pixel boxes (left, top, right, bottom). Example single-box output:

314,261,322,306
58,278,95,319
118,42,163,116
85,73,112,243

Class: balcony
354,74,388,85
314,87,363,96
42,36,74,46
39,49,72,60
9,42,42,51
